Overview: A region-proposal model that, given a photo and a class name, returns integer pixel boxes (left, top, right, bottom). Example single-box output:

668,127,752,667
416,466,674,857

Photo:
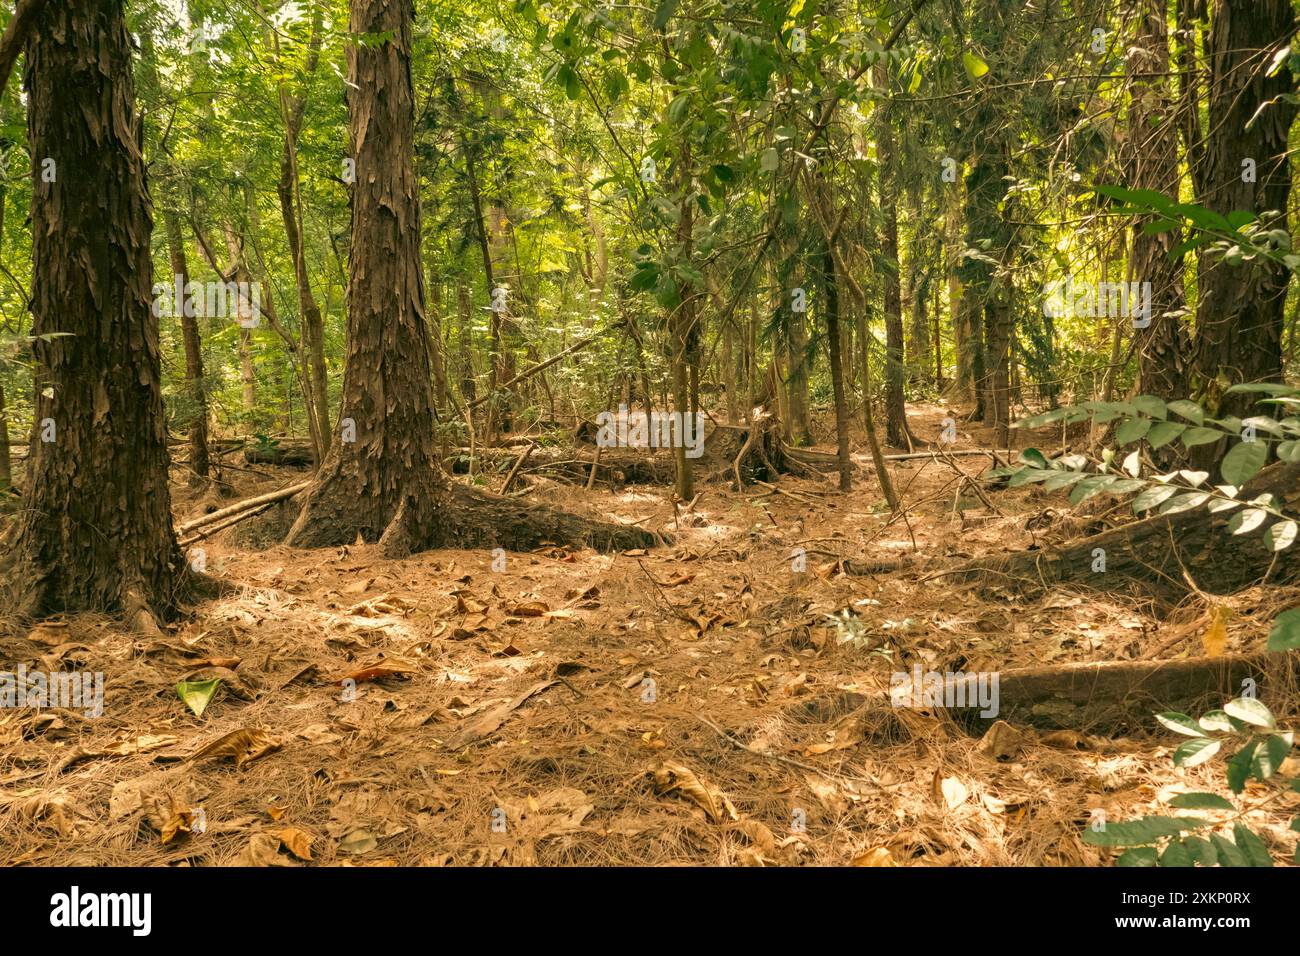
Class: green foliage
1083,698,1295,867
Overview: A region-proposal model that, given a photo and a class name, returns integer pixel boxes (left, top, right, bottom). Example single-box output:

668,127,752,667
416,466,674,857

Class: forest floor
3,402,1298,866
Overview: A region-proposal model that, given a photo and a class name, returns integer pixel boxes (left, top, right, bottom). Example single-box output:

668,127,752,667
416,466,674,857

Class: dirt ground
3,402,1298,866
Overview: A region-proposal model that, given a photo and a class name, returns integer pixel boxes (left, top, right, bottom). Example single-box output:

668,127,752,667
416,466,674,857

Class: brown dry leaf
338,829,378,855
933,775,969,810
188,656,241,669
101,733,179,757
159,795,200,844
804,774,847,815
509,601,549,616
266,804,287,822
187,728,283,768
852,846,898,867
651,762,738,823
334,658,417,685
1202,606,1231,658
803,720,863,756
978,720,1031,762
443,680,557,749
230,832,294,867
730,819,776,859
27,622,70,646
278,826,315,861
1040,729,1091,751
456,594,487,615
16,793,79,838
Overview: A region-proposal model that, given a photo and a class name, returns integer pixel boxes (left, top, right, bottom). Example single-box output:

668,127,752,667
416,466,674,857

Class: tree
1191,0,1297,417
284,0,450,556
2,0,191,632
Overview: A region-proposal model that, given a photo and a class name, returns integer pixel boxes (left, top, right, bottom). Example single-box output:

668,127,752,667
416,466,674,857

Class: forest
0,0,1298,872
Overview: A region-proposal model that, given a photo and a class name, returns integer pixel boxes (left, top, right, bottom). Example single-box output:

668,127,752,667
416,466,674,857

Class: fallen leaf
852,846,897,867
187,728,282,768
1203,605,1231,657
176,679,221,718
338,829,378,855
651,762,738,823
278,826,315,861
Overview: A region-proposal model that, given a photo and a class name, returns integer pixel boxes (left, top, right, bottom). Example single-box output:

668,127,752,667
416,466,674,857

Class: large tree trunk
285,0,650,558
3,0,188,630
1129,0,1191,402
1191,0,1297,418
284,0,450,557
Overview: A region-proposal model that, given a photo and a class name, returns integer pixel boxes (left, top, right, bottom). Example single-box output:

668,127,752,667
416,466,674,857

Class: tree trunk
822,245,852,490
1191,0,1297,419
284,0,450,557
4,0,188,629
1129,0,1191,402
163,206,210,483
284,0,650,558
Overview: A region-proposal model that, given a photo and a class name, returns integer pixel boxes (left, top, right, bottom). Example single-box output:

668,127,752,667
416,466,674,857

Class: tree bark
284,0,449,557
4,0,189,629
1129,0,1192,403
1191,0,1297,419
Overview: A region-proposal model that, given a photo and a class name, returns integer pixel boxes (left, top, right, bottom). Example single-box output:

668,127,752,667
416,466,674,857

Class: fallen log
244,440,315,467
930,650,1299,735
176,481,311,535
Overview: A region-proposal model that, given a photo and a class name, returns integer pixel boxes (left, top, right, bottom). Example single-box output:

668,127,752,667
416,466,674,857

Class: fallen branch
175,481,310,535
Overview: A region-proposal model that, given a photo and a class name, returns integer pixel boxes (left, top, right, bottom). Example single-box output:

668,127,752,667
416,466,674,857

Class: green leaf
1082,815,1208,847
1167,399,1205,425
1226,739,1260,793
1211,833,1248,867
1181,426,1223,448
1224,697,1275,729
1133,485,1179,512
176,679,221,718
1267,608,1300,651
1167,792,1234,810
1265,520,1298,551
1069,475,1119,504
1227,508,1269,535
1221,440,1268,486
652,0,678,29
1118,847,1159,866
1232,824,1273,867
1199,709,1235,733
961,50,989,81
1173,737,1221,768
1158,840,1194,867
1146,421,1186,449
1133,395,1168,420
1116,417,1152,445
1181,836,1218,866
1019,447,1049,468
1252,733,1293,780
1160,492,1211,515
1277,439,1300,462
1156,712,1206,737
